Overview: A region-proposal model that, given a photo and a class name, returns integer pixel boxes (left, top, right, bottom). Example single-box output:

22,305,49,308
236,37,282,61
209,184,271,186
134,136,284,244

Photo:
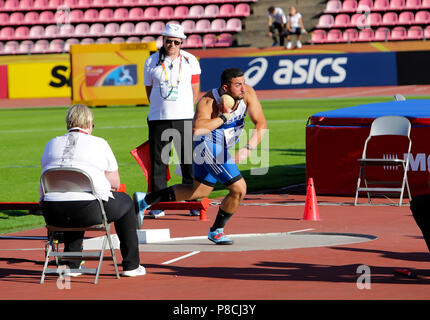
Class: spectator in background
285,6,307,49
143,23,201,218
267,6,287,47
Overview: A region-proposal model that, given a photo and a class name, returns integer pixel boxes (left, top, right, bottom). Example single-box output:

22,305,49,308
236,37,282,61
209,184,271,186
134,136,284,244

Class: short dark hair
268,6,275,13
221,68,244,85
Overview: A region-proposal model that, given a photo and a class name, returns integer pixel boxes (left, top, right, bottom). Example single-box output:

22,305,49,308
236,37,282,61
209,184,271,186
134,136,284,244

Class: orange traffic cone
303,178,320,221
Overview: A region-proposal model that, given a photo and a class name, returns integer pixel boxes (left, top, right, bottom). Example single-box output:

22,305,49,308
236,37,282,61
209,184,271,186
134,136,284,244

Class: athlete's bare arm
193,91,226,135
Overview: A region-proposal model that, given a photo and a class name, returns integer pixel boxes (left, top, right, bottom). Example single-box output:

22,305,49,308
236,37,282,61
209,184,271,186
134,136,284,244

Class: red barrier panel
0,65,8,99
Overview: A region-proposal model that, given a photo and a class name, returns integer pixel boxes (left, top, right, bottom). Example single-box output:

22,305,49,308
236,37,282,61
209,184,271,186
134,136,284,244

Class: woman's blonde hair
65,104,93,130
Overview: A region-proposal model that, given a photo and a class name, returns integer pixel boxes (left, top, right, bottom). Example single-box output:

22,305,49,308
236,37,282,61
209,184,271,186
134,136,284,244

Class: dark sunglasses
165,39,182,46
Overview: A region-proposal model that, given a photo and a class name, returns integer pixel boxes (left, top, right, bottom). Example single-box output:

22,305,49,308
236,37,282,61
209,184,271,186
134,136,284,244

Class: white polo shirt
287,13,303,30
40,128,118,202
268,7,287,24
144,49,201,121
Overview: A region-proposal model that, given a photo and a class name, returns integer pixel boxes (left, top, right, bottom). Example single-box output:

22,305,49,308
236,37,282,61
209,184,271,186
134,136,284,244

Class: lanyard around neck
161,55,182,85
68,128,89,135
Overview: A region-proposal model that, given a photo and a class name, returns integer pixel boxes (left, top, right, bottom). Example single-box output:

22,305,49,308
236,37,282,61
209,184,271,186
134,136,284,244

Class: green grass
1,95,428,234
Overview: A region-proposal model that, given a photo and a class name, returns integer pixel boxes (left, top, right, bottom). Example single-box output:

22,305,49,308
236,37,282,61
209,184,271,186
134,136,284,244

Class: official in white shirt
143,23,201,218
40,104,145,277
267,6,287,46
285,6,307,49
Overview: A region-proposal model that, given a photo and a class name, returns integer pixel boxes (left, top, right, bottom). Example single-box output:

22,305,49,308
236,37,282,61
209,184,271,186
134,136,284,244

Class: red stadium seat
310,29,327,43
381,11,398,25
144,7,159,20
235,3,250,17
317,14,335,28
0,27,14,40
174,6,189,19
415,10,430,23
119,22,134,35
188,5,204,18
149,21,165,34
225,18,242,32
324,0,342,13
390,26,407,39
31,39,49,53
373,0,389,10
83,8,98,22
24,12,39,24
44,24,59,37
204,4,219,18
407,25,423,39
28,25,45,38
19,0,34,10
113,8,129,21
39,10,54,23
341,0,358,12
211,18,226,32
129,7,144,21
215,32,233,47
14,26,30,40
327,28,343,42
405,0,421,9
134,21,150,34
398,11,415,24
104,22,120,36
390,0,406,9
219,4,235,17
343,28,359,42
195,19,211,33
334,13,350,27
9,12,25,25
159,6,174,19
374,26,390,40
358,28,375,41
18,40,34,54
203,33,217,47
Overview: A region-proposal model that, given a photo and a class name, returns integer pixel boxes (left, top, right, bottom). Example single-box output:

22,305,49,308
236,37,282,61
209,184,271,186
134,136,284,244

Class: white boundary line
162,251,201,265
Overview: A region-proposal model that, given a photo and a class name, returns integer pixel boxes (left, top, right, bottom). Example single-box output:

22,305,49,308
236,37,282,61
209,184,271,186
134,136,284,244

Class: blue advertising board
199,52,398,91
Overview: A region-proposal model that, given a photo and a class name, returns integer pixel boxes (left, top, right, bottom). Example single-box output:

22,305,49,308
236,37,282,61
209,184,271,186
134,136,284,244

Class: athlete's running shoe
208,228,233,245
133,192,148,229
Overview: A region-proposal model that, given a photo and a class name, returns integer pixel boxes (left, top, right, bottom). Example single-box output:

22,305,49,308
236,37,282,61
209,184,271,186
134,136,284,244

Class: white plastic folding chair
40,167,120,284
354,115,412,206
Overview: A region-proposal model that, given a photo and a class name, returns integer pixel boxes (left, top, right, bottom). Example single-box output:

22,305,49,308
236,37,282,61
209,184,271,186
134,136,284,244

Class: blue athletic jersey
193,89,248,186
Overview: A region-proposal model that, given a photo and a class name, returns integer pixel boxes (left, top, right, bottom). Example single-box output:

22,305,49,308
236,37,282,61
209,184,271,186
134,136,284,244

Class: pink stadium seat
341,0,358,12
317,14,335,28
215,32,233,47
373,0,389,10
54,9,70,26
358,28,375,41
119,22,134,35
374,26,390,40
48,0,63,9
31,39,49,53
225,18,242,32
407,25,423,39
18,40,34,54
327,28,343,42
142,35,155,42
159,6,174,19
381,11,398,25
357,0,373,11
0,13,8,26
149,21,165,34
99,9,114,21
211,18,226,32
181,19,196,33
9,12,25,25
44,24,59,37
83,8,98,22
324,0,342,13
195,19,211,33
19,0,34,10
134,21,150,34
96,37,109,43
166,20,180,26
184,34,202,48
64,38,79,51
343,28,359,42
4,41,19,54
367,12,382,26
39,10,55,23
113,8,129,21
204,4,219,18
129,7,144,20
219,4,235,17
28,25,45,38
423,0,430,7
390,26,407,39
69,9,84,23
48,39,64,53
24,12,39,24
174,6,189,19
64,0,79,8
398,11,415,24
81,37,95,44
390,0,406,9
108,0,122,6
405,0,422,9
74,23,89,36
203,33,217,48
310,29,327,43
33,0,49,9
4,0,19,10
111,37,125,43
126,36,140,43
14,26,30,40
188,5,204,18
93,0,108,7
425,25,430,37
235,3,250,17
123,0,138,6
0,42,4,55
144,7,159,20
77,0,92,8
334,13,350,27
415,10,430,23
104,22,120,36
89,23,105,36
0,27,14,40
59,23,74,37
351,13,368,28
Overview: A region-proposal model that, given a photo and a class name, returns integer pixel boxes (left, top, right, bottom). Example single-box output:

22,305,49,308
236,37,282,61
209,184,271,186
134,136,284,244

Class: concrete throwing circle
139,232,377,252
